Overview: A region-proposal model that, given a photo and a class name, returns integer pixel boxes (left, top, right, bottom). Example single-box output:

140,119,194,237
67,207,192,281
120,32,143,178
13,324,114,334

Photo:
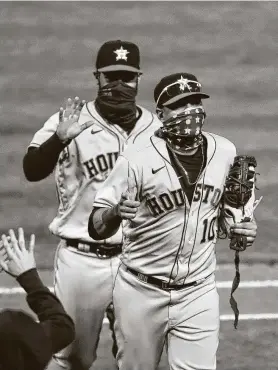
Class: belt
126,266,200,291
66,239,122,258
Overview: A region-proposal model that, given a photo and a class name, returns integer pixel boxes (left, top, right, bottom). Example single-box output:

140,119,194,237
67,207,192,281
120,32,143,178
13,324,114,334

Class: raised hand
0,228,36,277
56,97,94,142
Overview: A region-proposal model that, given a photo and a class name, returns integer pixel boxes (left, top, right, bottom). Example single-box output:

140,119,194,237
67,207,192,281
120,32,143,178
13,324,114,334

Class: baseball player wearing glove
23,40,161,370
88,72,258,370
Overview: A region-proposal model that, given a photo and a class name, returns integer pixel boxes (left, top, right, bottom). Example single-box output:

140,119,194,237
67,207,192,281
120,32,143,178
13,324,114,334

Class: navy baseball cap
95,40,141,73
154,72,210,108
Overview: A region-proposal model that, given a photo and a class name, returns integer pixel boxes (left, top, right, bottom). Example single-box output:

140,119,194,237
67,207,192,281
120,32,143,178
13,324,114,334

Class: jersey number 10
200,216,217,243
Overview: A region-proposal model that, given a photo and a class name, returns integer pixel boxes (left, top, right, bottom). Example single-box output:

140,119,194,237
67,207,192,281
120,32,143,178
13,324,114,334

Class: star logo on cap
114,46,130,61
177,76,190,92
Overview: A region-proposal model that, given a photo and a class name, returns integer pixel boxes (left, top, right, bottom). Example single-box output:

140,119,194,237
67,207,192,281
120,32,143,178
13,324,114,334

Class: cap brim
97,65,141,73
163,92,210,106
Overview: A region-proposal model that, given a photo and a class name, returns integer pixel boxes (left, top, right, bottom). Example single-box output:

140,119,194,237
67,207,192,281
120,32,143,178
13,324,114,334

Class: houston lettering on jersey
146,183,222,217
83,152,119,179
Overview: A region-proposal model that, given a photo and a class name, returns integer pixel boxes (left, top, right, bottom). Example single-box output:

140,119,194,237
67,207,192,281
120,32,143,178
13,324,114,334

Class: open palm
56,97,94,142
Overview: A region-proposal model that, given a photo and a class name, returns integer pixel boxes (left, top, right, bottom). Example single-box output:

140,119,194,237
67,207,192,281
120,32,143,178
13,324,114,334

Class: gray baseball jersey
29,101,162,244
94,132,255,283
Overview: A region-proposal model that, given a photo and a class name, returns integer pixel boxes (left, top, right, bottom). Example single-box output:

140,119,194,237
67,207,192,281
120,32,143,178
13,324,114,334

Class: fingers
0,248,8,263
118,195,140,220
120,206,138,214
120,208,138,219
231,221,257,230
246,236,255,247
76,99,86,113
121,193,140,204
72,96,80,111
231,227,256,237
120,194,140,207
18,227,25,250
0,260,8,272
64,98,73,118
121,213,137,220
8,229,21,256
230,221,257,237
0,235,10,261
123,200,140,208
68,97,85,116
1,234,15,259
59,107,64,123
80,120,96,131
29,234,35,253
60,97,85,124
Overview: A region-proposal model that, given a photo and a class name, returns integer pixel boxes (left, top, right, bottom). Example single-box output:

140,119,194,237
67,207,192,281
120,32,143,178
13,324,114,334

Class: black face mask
95,80,138,132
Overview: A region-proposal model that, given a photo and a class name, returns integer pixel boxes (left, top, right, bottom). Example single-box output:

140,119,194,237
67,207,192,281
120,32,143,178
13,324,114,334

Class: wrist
55,132,71,145
102,206,121,223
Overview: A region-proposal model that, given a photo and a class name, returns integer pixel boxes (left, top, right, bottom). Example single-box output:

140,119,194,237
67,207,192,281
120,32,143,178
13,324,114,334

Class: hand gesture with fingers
115,192,140,220
0,228,36,277
56,97,93,143
0,235,11,272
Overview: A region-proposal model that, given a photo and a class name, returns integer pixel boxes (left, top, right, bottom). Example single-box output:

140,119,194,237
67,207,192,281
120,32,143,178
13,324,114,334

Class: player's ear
93,71,99,80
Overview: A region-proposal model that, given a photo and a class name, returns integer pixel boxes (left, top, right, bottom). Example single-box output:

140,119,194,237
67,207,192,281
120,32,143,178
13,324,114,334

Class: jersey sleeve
29,112,60,147
93,153,139,209
17,268,75,353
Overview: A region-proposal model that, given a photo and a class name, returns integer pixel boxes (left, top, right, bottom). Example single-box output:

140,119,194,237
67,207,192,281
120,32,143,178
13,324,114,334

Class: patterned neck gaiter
160,106,206,153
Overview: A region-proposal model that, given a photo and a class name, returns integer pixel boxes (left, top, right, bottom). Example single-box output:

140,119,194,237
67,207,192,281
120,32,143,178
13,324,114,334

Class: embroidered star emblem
195,127,200,135
114,46,130,61
177,76,190,92
196,117,200,123
185,128,191,134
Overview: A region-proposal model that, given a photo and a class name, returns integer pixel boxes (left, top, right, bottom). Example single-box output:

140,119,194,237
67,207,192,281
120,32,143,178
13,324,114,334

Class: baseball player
88,72,258,370
23,40,161,370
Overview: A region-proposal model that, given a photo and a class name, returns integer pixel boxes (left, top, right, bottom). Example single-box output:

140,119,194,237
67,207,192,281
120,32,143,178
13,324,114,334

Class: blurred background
0,1,277,268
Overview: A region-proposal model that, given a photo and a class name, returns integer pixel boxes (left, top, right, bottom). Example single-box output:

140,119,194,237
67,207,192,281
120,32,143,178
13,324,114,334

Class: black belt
126,266,200,291
66,239,122,258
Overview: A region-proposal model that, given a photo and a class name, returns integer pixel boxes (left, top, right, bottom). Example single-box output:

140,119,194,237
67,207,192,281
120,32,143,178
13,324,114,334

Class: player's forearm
18,268,70,320
23,133,68,181
18,268,75,351
88,207,122,240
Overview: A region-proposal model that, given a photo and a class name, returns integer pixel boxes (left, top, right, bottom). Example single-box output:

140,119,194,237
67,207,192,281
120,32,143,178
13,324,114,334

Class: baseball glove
223,155,257,329
224,155,257,251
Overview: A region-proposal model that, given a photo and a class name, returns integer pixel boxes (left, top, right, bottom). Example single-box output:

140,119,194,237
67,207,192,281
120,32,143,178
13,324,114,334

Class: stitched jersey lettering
83,152,119,179
146,184,222,217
